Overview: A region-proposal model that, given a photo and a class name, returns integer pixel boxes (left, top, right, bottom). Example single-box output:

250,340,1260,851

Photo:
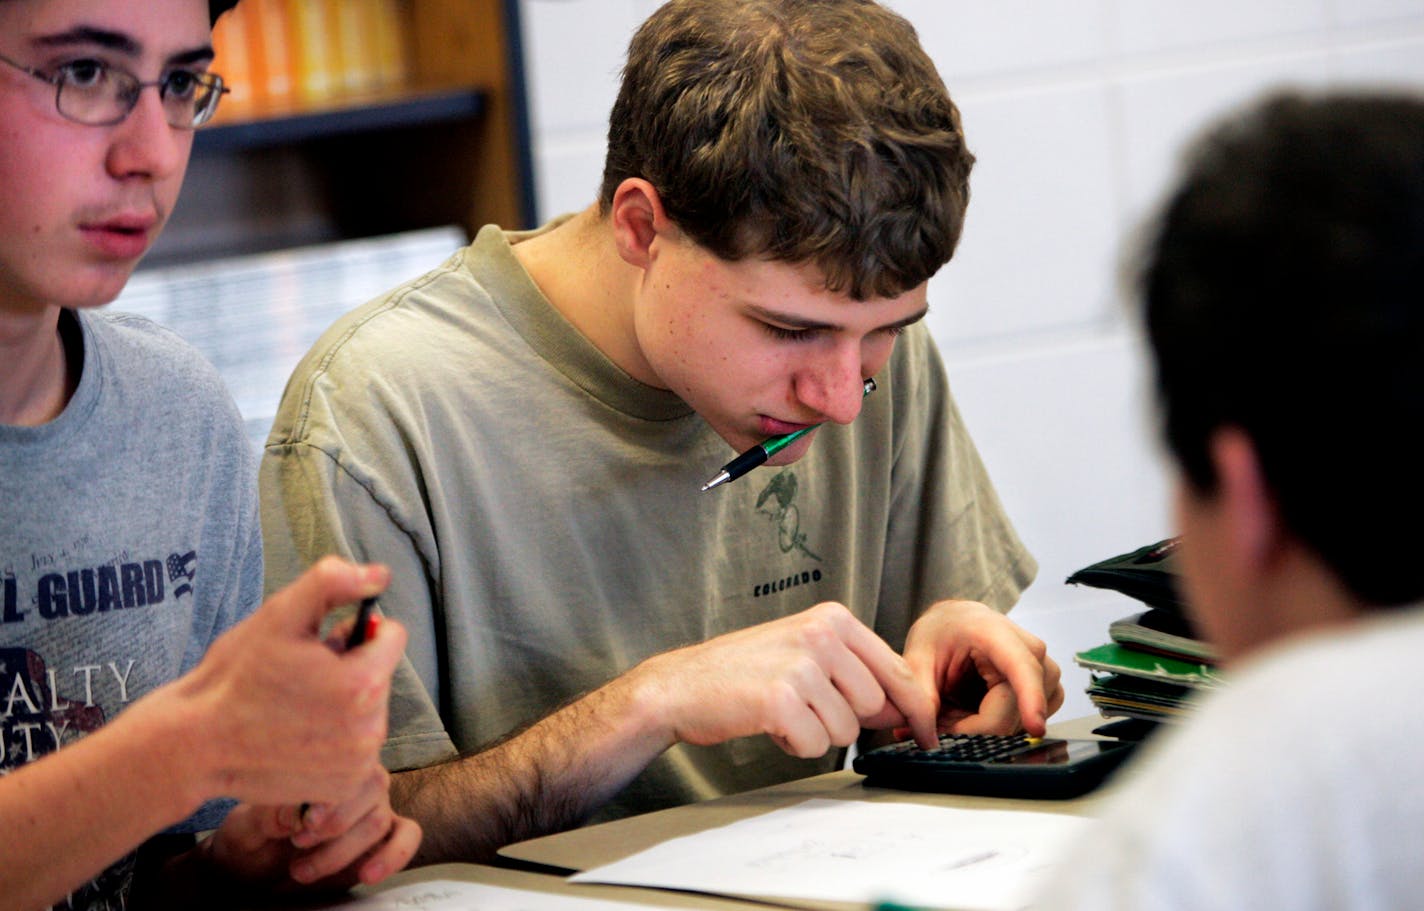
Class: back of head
1141,91,1424,606
599,0,973,300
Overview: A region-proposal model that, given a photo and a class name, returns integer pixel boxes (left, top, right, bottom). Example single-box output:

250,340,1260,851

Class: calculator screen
998,739,1109,766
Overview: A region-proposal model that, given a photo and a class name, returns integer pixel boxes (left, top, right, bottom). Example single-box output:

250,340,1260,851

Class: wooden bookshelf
149,0,533,266
196,87,488,151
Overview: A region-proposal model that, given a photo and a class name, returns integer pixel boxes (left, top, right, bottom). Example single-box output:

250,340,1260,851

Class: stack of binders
1067,539,1224,725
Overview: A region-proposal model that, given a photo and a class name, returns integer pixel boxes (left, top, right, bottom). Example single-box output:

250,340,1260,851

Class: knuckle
353,726,386,757
383,618,409,650
830,724,859,748
851,688,888,719
807,601,852,624
352,805,391,840
785,654,825,690
762,680,804,719
312,554,347,582
797,619,839,652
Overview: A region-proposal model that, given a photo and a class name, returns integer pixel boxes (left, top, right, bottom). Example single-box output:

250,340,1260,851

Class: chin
67,269,140,309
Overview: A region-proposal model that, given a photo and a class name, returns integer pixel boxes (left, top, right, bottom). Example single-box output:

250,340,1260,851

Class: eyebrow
32,26,214,66
747,304,930,334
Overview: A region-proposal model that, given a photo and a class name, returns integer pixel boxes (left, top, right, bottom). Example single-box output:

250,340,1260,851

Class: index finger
976,630,1050,736
838,620,939,749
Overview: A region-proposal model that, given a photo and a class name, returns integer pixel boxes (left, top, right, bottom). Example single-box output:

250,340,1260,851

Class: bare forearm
0,701,200,911
391,671,672,865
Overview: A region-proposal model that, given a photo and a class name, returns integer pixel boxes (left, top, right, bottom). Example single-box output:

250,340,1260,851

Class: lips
759,415,817,437
79,213,156,260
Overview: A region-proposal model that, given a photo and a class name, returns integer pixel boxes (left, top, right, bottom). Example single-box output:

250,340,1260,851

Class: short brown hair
599,0,973,300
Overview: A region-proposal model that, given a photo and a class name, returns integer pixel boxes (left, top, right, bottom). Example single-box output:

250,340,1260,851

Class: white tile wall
931,82,1122,345
516,0,1424,721
1116,51,1334,221
519,0,638,136
1112,0,1328,56
1333,35,1424,83
887,1,1113,79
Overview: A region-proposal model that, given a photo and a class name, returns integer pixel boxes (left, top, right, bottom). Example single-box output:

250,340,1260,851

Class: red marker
346,596,379,648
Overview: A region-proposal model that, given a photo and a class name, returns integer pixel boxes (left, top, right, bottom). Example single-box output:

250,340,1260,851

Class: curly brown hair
598,0,974,301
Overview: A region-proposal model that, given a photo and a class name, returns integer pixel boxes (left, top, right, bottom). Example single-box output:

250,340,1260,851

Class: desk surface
500,716,1121,875
326,863,768,910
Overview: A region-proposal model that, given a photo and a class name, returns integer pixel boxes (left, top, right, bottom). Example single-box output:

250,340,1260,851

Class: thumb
262,557,390,637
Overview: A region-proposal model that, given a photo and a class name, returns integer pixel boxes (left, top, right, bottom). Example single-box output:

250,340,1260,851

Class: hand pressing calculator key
852,732,1137,799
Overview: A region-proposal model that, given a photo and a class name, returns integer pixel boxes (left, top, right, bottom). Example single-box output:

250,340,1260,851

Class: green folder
1074,642,1225,688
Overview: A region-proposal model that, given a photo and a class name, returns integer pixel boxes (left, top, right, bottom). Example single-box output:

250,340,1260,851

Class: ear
1207,426,1285,576
608,178,670,269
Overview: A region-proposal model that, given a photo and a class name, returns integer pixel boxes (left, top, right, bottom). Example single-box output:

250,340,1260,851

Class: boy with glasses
0,1,418,907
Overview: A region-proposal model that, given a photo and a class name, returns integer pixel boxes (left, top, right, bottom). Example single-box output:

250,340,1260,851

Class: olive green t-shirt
260,222,1037,819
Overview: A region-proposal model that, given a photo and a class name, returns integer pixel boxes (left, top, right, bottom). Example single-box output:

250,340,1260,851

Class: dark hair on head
1139,90,1424,606
598,0,973,301
210,0,240,23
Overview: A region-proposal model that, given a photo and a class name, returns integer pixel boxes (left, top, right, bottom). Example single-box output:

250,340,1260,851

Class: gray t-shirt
1,308,262,909
261,222,1036,819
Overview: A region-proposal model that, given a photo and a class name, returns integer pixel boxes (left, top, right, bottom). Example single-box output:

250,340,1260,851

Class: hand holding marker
344,596,379,649
299,597,380,821
702,378,878,491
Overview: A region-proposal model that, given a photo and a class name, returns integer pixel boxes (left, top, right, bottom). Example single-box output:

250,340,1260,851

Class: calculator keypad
896,733,1033,764
852,731,1138,798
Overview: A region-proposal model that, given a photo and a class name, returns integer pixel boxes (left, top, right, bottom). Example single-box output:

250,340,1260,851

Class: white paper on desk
339,879,684,911
571,798,1091,911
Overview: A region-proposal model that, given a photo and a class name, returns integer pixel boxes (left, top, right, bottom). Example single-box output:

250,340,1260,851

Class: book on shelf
212,0,411,117
368,0,409,89
246,0,296,107
290,0,339,104
210,4,255,109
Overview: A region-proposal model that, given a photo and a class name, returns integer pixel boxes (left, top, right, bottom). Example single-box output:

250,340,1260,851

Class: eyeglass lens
57,63,223,128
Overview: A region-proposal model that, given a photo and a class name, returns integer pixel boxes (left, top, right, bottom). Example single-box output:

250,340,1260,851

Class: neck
0,305,75,426
512,207,659,386
1222,544,1366,664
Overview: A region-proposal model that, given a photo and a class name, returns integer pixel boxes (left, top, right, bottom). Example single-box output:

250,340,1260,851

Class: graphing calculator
852,733,1138,799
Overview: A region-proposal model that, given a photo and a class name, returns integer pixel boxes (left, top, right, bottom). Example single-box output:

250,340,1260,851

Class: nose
105,88,188,183
795,344,869,425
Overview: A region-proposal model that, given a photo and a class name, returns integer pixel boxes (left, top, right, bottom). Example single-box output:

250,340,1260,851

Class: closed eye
761,323,818,343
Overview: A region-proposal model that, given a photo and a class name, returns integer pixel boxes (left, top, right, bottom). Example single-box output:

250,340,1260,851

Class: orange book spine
290,0,339,104
235,1,269,109
335,0,380,95
210,6,255,115
248,0,296,108
369,0,409,91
